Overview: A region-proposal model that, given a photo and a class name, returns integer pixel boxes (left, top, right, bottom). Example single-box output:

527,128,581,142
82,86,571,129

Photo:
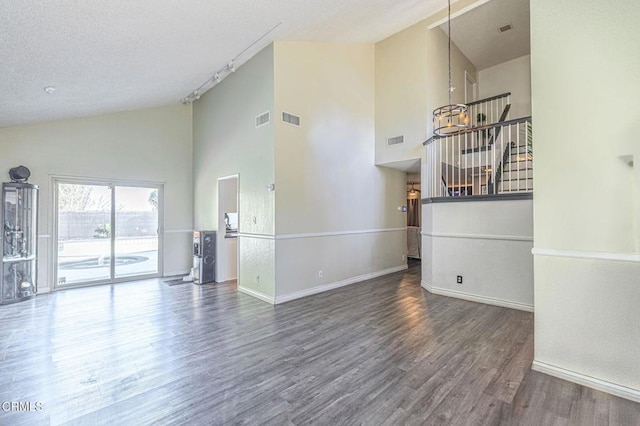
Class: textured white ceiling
0,0,459,128
443,0,530,70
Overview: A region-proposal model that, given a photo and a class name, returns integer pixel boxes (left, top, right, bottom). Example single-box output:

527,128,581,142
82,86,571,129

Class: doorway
406,172,421,260
465,70,477,103
217,175,238,282
54,179,162,288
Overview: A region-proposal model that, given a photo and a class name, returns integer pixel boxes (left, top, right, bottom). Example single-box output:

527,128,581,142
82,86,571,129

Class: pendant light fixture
432,0,468,136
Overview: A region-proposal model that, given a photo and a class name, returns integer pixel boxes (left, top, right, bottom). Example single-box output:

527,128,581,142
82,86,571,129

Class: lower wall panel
274,230,406,300
421,199,534,311
163,230,193,277
534,254,640,394
423,235,534,309
238,236,275,299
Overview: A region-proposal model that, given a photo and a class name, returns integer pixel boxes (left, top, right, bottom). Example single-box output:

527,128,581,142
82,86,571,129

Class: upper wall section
375,22,428,165
531,0,639,253
375,21,476,166
273,41,407,235
192,44,275,235
0,104,193,234
479,54,531,119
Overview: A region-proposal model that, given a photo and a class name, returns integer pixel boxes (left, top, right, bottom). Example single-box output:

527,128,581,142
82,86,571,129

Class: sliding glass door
55,180,161,288
114,186,159,278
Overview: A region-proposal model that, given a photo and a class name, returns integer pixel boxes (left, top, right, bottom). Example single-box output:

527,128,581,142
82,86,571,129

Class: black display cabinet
1,182,38,304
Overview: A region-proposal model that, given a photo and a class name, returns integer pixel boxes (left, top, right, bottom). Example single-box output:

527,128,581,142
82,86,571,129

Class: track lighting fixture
180,21,283,104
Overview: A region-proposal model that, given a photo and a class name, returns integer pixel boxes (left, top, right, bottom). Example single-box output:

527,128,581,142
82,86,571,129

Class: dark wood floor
1,261,639,425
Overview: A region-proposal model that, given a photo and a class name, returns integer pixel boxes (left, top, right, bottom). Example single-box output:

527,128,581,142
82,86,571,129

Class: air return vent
255,111,270,128
498,24,513,33
387,135,404,146
282,111,301,127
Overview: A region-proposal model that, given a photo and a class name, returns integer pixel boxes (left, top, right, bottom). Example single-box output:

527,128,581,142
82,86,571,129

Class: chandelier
432,0,468,136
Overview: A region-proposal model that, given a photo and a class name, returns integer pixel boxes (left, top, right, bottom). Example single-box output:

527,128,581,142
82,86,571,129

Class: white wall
375,23,476,166
193,44,276,299
478,55,532,119
0,104,194,291
531,0,640,400
422,199,534,311
273,41,408,301
375,22,428,164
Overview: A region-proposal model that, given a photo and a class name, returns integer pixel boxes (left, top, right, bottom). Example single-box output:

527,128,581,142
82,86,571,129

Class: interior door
465,70,477,103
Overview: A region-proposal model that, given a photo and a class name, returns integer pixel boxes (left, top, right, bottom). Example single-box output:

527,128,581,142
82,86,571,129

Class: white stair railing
424,117,532,199
467,92,511,128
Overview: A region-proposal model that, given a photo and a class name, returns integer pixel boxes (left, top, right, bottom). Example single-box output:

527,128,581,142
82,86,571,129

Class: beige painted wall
0,104,194,290
479,55,531,119
192,44,276,298
375,21,476,167
375,22,429,164
273,41,407,299
426,27,477,137
422,200,534,310
194,42,409,302
274,42,406,234
531,0,640,395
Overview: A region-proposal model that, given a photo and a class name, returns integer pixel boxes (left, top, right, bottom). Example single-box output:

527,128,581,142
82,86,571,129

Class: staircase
496,141,533,193
424,92,533,199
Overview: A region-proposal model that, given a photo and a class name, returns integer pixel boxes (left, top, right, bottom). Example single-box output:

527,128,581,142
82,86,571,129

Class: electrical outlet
252,216,257,224
402,254,406,261
457,275,463,284
318,270,323,278
255,274,260,283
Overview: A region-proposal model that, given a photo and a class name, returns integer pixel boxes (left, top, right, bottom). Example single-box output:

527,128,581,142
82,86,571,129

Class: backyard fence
58,211,158,240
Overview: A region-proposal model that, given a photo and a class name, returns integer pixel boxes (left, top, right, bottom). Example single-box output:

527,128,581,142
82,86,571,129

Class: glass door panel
114,187,159,278
56,183,112,286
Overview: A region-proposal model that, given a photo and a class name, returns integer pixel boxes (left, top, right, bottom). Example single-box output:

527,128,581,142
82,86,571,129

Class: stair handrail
441,175,452,196
425,116,533,144
485,104,512,146
489,117,533,192
485,103,512,193
423,115,533,199
466,92,511,107
491,142,513,194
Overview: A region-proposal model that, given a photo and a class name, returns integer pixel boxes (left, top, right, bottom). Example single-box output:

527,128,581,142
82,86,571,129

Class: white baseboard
532,360,640,403
38,287,51,294
275,264,408,304
237,286,275,305
164,270,191,278
421,280,534,312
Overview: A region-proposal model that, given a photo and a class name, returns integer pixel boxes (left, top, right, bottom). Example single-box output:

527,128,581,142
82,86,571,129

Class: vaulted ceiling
0,0,453,128
444,0,530,70
0,0,530,129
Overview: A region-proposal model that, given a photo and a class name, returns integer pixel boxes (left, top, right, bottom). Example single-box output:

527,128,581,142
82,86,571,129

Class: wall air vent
498,24,513,33
387,135,404,146
282,112,301,127
255,111,271,128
